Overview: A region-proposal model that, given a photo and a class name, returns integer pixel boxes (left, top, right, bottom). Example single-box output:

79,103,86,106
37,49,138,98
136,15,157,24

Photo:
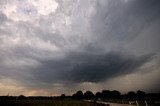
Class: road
96,101,136,106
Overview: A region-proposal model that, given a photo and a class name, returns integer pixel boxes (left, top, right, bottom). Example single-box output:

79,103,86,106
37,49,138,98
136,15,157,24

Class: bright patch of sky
1,0,58,21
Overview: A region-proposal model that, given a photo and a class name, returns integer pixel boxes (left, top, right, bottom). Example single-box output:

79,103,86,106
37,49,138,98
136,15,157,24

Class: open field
1,98,160,106
0,99,106,106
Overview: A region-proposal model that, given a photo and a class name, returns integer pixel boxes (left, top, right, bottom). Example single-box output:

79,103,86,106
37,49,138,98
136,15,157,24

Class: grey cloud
31,51,153,83
0,0,160,93
0,11,7,23
89,0,160,51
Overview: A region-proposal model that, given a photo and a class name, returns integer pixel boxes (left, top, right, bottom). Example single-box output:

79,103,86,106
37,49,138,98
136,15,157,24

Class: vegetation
0,90,160,106
0,99,105,106
83,91,94,100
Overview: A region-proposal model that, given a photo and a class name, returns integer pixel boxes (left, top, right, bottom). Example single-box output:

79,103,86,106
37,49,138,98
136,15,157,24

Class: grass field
0,99,106,106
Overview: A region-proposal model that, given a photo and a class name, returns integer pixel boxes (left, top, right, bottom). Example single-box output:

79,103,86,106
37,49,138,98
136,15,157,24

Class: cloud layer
32,51,153,83
0,0,160,95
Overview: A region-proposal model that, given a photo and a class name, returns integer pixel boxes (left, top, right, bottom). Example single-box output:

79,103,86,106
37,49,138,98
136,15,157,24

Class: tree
137,90,145,98
72,94,77,98
95,92,102,99
101,90,111,99
73,90,83,99
110,90,121,98
127,91,136,98
84,91,94,100
60,94,65,100
18,95,25,99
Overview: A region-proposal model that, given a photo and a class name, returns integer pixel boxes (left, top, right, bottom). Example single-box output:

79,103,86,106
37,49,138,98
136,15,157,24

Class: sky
0,0,160,96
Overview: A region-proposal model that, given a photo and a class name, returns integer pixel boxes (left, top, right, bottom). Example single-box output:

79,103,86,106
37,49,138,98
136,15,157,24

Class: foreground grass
0,99,106,106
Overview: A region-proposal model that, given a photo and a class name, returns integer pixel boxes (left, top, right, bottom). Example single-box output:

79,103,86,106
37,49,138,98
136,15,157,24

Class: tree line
0,90,159,101
60,90,159,100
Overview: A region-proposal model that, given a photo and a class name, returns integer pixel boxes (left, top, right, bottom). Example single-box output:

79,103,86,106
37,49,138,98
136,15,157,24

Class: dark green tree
137,90,145,98
95,92,102,99
18,95,25,99
110,90,121,98
84,91,94,100
74,90,83,99
60,94,65,100
127,91,136,98
101,90,111,99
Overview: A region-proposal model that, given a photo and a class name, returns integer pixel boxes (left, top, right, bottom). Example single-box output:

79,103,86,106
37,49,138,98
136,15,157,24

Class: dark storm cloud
90,0,160,48
0,0,160,93
32,51,153,83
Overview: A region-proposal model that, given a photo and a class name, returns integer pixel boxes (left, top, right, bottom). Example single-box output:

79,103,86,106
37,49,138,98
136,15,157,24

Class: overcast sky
0,0,160,96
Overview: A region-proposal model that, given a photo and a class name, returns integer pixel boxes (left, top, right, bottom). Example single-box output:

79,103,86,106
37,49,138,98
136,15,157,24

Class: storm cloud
32,51,153,83
0,0,160,95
